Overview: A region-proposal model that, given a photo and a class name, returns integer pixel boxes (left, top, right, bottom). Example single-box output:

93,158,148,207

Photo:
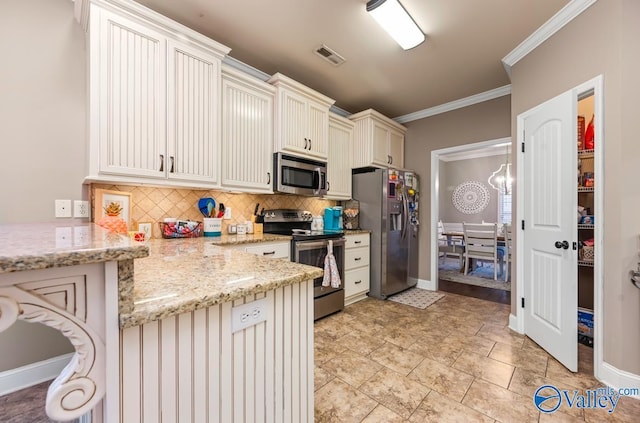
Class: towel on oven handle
322,240,342,288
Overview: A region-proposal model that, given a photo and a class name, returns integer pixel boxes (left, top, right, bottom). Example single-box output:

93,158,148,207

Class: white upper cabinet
167,41,221,185
88,2,230,188
221,66,275,193
349,109,407,169
325,113,354,200
268,73,335,160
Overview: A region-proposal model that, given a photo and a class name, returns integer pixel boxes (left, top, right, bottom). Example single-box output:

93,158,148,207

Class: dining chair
462,222,499,280
502,223,512,281
438,220,464,267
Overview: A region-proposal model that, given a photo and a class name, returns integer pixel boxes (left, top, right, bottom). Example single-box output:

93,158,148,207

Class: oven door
293,238,345,298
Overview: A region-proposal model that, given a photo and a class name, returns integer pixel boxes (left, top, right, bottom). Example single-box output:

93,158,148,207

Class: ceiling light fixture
366,0,425,50
488,145,513,195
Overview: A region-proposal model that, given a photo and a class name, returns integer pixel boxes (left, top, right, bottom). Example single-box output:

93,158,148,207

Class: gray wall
403,96,512,284
0,0,85,370
439,155,504,224
510,0,640,375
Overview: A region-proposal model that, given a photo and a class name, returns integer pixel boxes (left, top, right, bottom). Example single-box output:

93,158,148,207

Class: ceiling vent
314,44,346,66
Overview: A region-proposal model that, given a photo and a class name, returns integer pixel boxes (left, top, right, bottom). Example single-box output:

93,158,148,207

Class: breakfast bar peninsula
0,222,320,422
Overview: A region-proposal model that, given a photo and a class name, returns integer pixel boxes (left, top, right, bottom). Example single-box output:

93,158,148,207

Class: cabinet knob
554,240,569,250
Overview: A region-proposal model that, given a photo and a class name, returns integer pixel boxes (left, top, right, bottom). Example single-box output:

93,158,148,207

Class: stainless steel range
262,209,345,320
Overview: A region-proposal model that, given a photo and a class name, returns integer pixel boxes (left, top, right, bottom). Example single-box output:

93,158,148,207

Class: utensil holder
203,218,222,237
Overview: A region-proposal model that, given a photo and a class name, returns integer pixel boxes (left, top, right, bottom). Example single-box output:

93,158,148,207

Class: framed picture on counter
94,189,132,228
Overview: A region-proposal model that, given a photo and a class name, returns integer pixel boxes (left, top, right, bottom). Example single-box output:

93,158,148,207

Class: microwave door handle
315,167,322,194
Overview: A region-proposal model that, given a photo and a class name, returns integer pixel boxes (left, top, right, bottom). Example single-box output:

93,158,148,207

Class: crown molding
394,85,511,124
502,0,598,75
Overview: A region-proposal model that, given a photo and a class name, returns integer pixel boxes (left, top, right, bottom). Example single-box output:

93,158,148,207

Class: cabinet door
388,129,404,168
277,89,309,155
371,121,391,167
326,116,353,200
221,72,274,192
306,101,329,159
167,42,221,185
97,10,167,178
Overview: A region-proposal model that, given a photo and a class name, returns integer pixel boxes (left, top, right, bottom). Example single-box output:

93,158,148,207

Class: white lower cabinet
344,233,370,305
243,241,291,260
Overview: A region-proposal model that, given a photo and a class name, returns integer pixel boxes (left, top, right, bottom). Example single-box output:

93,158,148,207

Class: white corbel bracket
0,288,105,421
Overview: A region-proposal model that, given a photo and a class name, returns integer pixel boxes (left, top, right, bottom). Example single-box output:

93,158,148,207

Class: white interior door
522,90,578,372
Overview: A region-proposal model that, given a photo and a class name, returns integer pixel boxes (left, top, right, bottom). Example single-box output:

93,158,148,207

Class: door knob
554,240,569,249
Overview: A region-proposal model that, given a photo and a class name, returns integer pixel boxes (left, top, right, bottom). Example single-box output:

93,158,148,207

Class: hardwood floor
438,278,511,305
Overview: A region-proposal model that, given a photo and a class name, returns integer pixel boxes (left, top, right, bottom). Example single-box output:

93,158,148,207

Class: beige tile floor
314,292,640,422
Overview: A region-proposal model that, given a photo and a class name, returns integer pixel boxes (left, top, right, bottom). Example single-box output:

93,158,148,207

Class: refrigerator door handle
401,191,409,240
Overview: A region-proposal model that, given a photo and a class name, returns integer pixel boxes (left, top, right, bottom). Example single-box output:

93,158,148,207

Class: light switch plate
55,200,72,218
224,207,232,220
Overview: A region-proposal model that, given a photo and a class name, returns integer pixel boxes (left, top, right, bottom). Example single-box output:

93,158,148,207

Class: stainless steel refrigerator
352,168,420,299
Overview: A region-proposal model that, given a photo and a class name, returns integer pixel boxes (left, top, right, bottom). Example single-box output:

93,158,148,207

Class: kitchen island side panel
119,280,314,423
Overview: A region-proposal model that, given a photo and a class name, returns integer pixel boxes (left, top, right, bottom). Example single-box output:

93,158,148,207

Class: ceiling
136,0,570,119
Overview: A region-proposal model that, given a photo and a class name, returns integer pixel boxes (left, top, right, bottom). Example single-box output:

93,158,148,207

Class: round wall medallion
452,181,490,214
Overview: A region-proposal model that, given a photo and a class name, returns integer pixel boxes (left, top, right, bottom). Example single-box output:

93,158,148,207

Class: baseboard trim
415,279,436,291
0,353,74,396
598,361,640,400
509,313,523,334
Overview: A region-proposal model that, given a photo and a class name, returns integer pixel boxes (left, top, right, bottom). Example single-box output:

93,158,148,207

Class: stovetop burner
262,209,344,240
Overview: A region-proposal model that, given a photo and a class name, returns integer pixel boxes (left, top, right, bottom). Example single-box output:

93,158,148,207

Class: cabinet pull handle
390,155,393,164
304,138,308,149
159,154,164,171
354,257,362,261
263,251,276,256
354,240,362,244
308,138,312,150
355,280,362,284
170,156,175,173
327,181,330,191
267,172,271,184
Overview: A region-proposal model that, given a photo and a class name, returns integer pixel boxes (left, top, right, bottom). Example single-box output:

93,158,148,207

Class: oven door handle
294,238,345,252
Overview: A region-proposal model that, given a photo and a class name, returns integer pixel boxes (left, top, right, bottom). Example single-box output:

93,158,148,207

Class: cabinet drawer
345,267,370,298
345,246,370,270
345,233,370,249
244,242,290,260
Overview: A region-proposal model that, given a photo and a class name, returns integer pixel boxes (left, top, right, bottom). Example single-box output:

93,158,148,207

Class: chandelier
488,145,512,195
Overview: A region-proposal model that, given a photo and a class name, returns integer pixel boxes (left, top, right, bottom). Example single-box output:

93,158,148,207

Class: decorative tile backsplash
91,184,337,238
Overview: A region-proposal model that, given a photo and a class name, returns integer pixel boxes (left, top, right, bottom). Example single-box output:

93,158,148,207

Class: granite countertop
122,237,322,328
0,223,321,329
0,222,149,274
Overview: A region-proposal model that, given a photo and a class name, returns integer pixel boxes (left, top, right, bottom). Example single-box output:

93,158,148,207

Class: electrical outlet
74,200,90,218
55,200,72,218
223,207,232,220
231,298,267,333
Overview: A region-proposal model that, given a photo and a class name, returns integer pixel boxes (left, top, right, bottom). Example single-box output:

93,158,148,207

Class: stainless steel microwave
273,152,327,196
